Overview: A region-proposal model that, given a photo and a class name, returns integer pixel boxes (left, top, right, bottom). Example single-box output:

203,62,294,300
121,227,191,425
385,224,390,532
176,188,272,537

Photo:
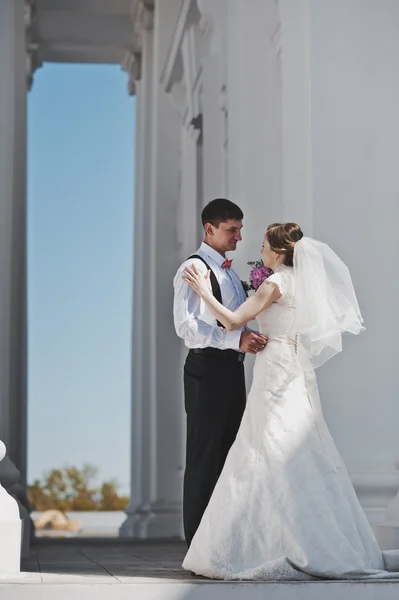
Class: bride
181,222,399,580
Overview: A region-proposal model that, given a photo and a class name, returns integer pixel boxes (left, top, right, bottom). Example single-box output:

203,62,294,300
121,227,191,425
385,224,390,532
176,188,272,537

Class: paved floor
20,538,189,583
0,540,398,600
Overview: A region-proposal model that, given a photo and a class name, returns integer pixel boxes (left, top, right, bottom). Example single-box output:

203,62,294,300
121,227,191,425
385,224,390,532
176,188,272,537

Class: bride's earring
273,255,278,271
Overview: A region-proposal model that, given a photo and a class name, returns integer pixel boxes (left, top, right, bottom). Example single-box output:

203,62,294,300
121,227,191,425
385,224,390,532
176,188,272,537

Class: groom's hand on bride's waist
239,331,268,354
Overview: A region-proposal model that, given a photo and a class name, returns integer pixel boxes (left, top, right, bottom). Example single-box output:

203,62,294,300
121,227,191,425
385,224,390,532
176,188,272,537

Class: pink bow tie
222,258,233,269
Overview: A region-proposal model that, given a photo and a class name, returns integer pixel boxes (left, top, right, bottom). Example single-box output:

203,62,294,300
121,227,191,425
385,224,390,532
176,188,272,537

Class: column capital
25,0,42,90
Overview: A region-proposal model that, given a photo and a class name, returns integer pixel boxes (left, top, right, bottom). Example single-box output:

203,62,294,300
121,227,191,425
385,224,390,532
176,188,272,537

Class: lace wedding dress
182,264,399,580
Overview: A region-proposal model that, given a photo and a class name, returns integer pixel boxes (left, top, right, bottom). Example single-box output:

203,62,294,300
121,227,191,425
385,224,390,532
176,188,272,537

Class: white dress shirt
173,242,247,350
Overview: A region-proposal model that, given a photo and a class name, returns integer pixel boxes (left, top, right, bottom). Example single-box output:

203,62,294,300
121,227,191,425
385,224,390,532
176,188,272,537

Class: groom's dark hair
201,198,243,228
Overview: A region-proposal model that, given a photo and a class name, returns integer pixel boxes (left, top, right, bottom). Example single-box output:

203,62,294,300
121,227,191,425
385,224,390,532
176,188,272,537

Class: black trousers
183,349,246,547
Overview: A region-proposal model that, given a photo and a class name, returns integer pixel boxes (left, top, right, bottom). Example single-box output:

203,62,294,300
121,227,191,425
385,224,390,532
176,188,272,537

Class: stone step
1,577,399,600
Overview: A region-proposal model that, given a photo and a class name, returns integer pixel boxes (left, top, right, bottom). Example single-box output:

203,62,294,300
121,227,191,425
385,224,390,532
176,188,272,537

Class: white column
120,27,155,537
0,0,30,557
197,0,227,201
144,0,183,537
121,0,184,538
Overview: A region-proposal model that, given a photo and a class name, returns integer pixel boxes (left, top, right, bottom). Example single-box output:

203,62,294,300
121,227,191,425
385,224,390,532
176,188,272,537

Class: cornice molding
123,0,154,95
196,0,225,57
25,0,42,90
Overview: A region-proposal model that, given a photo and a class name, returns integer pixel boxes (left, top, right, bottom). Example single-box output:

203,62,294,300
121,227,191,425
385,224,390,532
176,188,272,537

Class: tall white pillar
0,0,30,557
121,0,184,538
120,24,155,537
197,0,228,201
143,0,183,537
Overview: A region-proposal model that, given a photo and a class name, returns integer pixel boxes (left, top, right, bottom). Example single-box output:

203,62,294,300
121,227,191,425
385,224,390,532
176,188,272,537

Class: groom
173,198,268,547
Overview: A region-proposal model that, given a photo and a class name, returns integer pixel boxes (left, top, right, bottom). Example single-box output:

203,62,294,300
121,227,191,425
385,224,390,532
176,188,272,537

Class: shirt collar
199,242,227,267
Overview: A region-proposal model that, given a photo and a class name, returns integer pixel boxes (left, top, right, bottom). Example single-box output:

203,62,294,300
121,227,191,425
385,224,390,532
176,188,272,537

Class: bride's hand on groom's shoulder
182,264,211,299
259,280,282,303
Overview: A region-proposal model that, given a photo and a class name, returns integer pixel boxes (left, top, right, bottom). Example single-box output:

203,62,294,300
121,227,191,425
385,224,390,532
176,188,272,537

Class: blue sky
27,64,135,494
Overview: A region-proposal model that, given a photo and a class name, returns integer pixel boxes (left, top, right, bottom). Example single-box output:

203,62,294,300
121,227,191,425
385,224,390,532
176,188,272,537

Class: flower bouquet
244,261,274,292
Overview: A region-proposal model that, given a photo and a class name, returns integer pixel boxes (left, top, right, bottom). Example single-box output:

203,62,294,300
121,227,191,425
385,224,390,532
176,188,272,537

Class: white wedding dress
183,264,399,580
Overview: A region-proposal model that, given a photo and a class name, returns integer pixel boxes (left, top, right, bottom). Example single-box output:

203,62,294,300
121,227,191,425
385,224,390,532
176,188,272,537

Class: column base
373,525,399,551
120,501,183,539
347,461,399,526
119,503,154,539
372,462,399,552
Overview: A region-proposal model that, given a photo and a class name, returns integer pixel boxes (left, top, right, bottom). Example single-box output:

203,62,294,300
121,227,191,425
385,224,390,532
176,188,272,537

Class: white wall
308,0,399,478
223,0,399,518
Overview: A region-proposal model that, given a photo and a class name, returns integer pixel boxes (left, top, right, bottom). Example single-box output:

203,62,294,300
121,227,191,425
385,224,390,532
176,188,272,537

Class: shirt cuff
224,330,242,351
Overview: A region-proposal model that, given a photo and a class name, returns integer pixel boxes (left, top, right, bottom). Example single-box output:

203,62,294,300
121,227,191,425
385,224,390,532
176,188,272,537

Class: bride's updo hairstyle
266,223,304,267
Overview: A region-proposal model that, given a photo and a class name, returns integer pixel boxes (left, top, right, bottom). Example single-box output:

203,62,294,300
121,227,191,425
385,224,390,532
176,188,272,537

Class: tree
43,468,70,511
28,479,54,511
99,480,129,511
63,465,98,511
28,464,129,511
